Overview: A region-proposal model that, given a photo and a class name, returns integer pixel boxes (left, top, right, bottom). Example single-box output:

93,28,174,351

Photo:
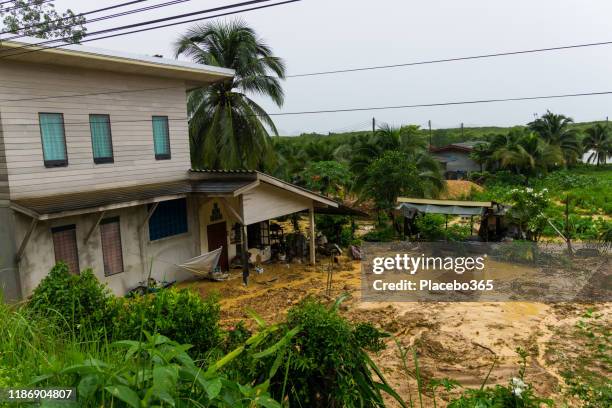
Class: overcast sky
52,0,612,135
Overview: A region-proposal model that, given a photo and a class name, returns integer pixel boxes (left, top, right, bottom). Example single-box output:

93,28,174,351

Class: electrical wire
265,90,612,116
287,40,612,78
0,0,286,59
2,89,612,126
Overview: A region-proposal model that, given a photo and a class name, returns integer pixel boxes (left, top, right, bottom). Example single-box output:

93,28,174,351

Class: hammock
177,247,227,281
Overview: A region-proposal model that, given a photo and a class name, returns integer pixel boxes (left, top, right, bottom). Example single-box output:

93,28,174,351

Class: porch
8,170,341,296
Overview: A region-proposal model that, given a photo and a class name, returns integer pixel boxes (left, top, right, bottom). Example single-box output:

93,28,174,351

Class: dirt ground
179,257,610,407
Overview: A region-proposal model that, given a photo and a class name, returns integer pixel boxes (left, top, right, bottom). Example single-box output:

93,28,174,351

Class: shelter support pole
239,196,249,285
309,202,316,265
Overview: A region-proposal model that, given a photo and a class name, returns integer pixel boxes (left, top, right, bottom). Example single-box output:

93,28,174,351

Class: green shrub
271,298,393,407
28,262,115,331
362,225,396,242
113,288,221,357
415,214,446,240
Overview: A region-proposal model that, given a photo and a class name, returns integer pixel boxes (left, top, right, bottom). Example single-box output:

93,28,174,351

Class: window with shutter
100,217,124,276
51,225,79,274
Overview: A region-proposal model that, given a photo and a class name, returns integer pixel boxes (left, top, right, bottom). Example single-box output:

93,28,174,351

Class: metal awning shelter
396,197,495,217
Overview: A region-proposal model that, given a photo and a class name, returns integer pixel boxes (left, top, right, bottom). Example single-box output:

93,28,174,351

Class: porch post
239,196,249,285
309,202,316,265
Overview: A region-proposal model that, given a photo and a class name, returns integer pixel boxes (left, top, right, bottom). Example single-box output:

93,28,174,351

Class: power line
63,0,301,50
265,90,612,116
3,90,612,125
287,40,612,78
0,0,288,59
1,0,151,37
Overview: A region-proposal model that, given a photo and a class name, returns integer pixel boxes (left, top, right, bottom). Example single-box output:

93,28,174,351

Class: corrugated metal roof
192,180,254,194
397,197,493,207
12,181,192,219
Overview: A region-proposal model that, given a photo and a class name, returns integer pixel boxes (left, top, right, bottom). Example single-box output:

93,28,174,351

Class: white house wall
242,183,311,226
0,61,191,199
15,197,200,296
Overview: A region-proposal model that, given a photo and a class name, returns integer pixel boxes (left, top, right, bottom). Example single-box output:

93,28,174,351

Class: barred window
52,225,79,274
247,221,271,249
100,217,124,276
148,198,188,241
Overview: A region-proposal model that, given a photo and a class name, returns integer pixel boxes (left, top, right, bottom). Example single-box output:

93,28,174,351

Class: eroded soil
179,257,610,407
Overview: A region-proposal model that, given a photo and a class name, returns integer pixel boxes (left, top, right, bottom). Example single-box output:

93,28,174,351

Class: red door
207,222,229,271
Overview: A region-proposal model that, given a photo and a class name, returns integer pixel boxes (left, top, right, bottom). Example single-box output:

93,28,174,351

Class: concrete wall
0,61,191,199
15,197,200,297
433,151,480,173
0,110,9,202
0,206,20,301
198,197,241,262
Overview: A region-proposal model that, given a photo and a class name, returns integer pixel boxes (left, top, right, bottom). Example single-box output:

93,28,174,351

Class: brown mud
179,258,610,407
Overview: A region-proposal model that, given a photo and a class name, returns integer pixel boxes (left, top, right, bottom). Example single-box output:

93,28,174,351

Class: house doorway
207,222,229,271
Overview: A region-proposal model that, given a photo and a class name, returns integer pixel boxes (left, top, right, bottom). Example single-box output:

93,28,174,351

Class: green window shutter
152,116,171,159
39,113,67,166
89,114,114,163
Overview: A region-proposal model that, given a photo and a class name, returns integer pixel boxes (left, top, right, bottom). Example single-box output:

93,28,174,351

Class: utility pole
372,117,376,136
461,122,464,139
565,194,573,257
428,120,432,149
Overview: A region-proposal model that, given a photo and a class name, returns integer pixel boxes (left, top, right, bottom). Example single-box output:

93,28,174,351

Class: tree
582,123,611,166
0,0,86,43
489,129,562,182
528,111,581,166
302,161,352,200
506,187,550,241
469,142,490,172
174,20,285,169
349,124,428,192
363,150,444,214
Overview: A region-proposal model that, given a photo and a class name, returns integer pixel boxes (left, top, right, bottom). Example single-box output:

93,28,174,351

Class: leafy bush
415,214,446,240
271,297,398,408
362,224,396,242
113,288,221,357
28,262,115,331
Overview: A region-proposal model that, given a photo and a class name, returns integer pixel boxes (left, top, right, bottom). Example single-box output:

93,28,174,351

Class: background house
430,141,481,179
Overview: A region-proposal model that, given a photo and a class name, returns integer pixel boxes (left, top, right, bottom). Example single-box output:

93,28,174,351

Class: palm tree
174,20,285,169
469,142,490,172
489,129,561,183
528,111,580,166
582,123,611,165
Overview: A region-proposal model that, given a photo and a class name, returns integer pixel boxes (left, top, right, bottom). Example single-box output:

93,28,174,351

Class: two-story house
0,39,338,301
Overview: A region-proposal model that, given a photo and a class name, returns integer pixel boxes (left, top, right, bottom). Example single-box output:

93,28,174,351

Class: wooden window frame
100,217,124,276
152,115,171,160
39,112,68,168
89,114,115,164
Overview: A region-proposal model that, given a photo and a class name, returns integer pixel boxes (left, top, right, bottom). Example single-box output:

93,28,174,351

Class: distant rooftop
0,37,234,89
